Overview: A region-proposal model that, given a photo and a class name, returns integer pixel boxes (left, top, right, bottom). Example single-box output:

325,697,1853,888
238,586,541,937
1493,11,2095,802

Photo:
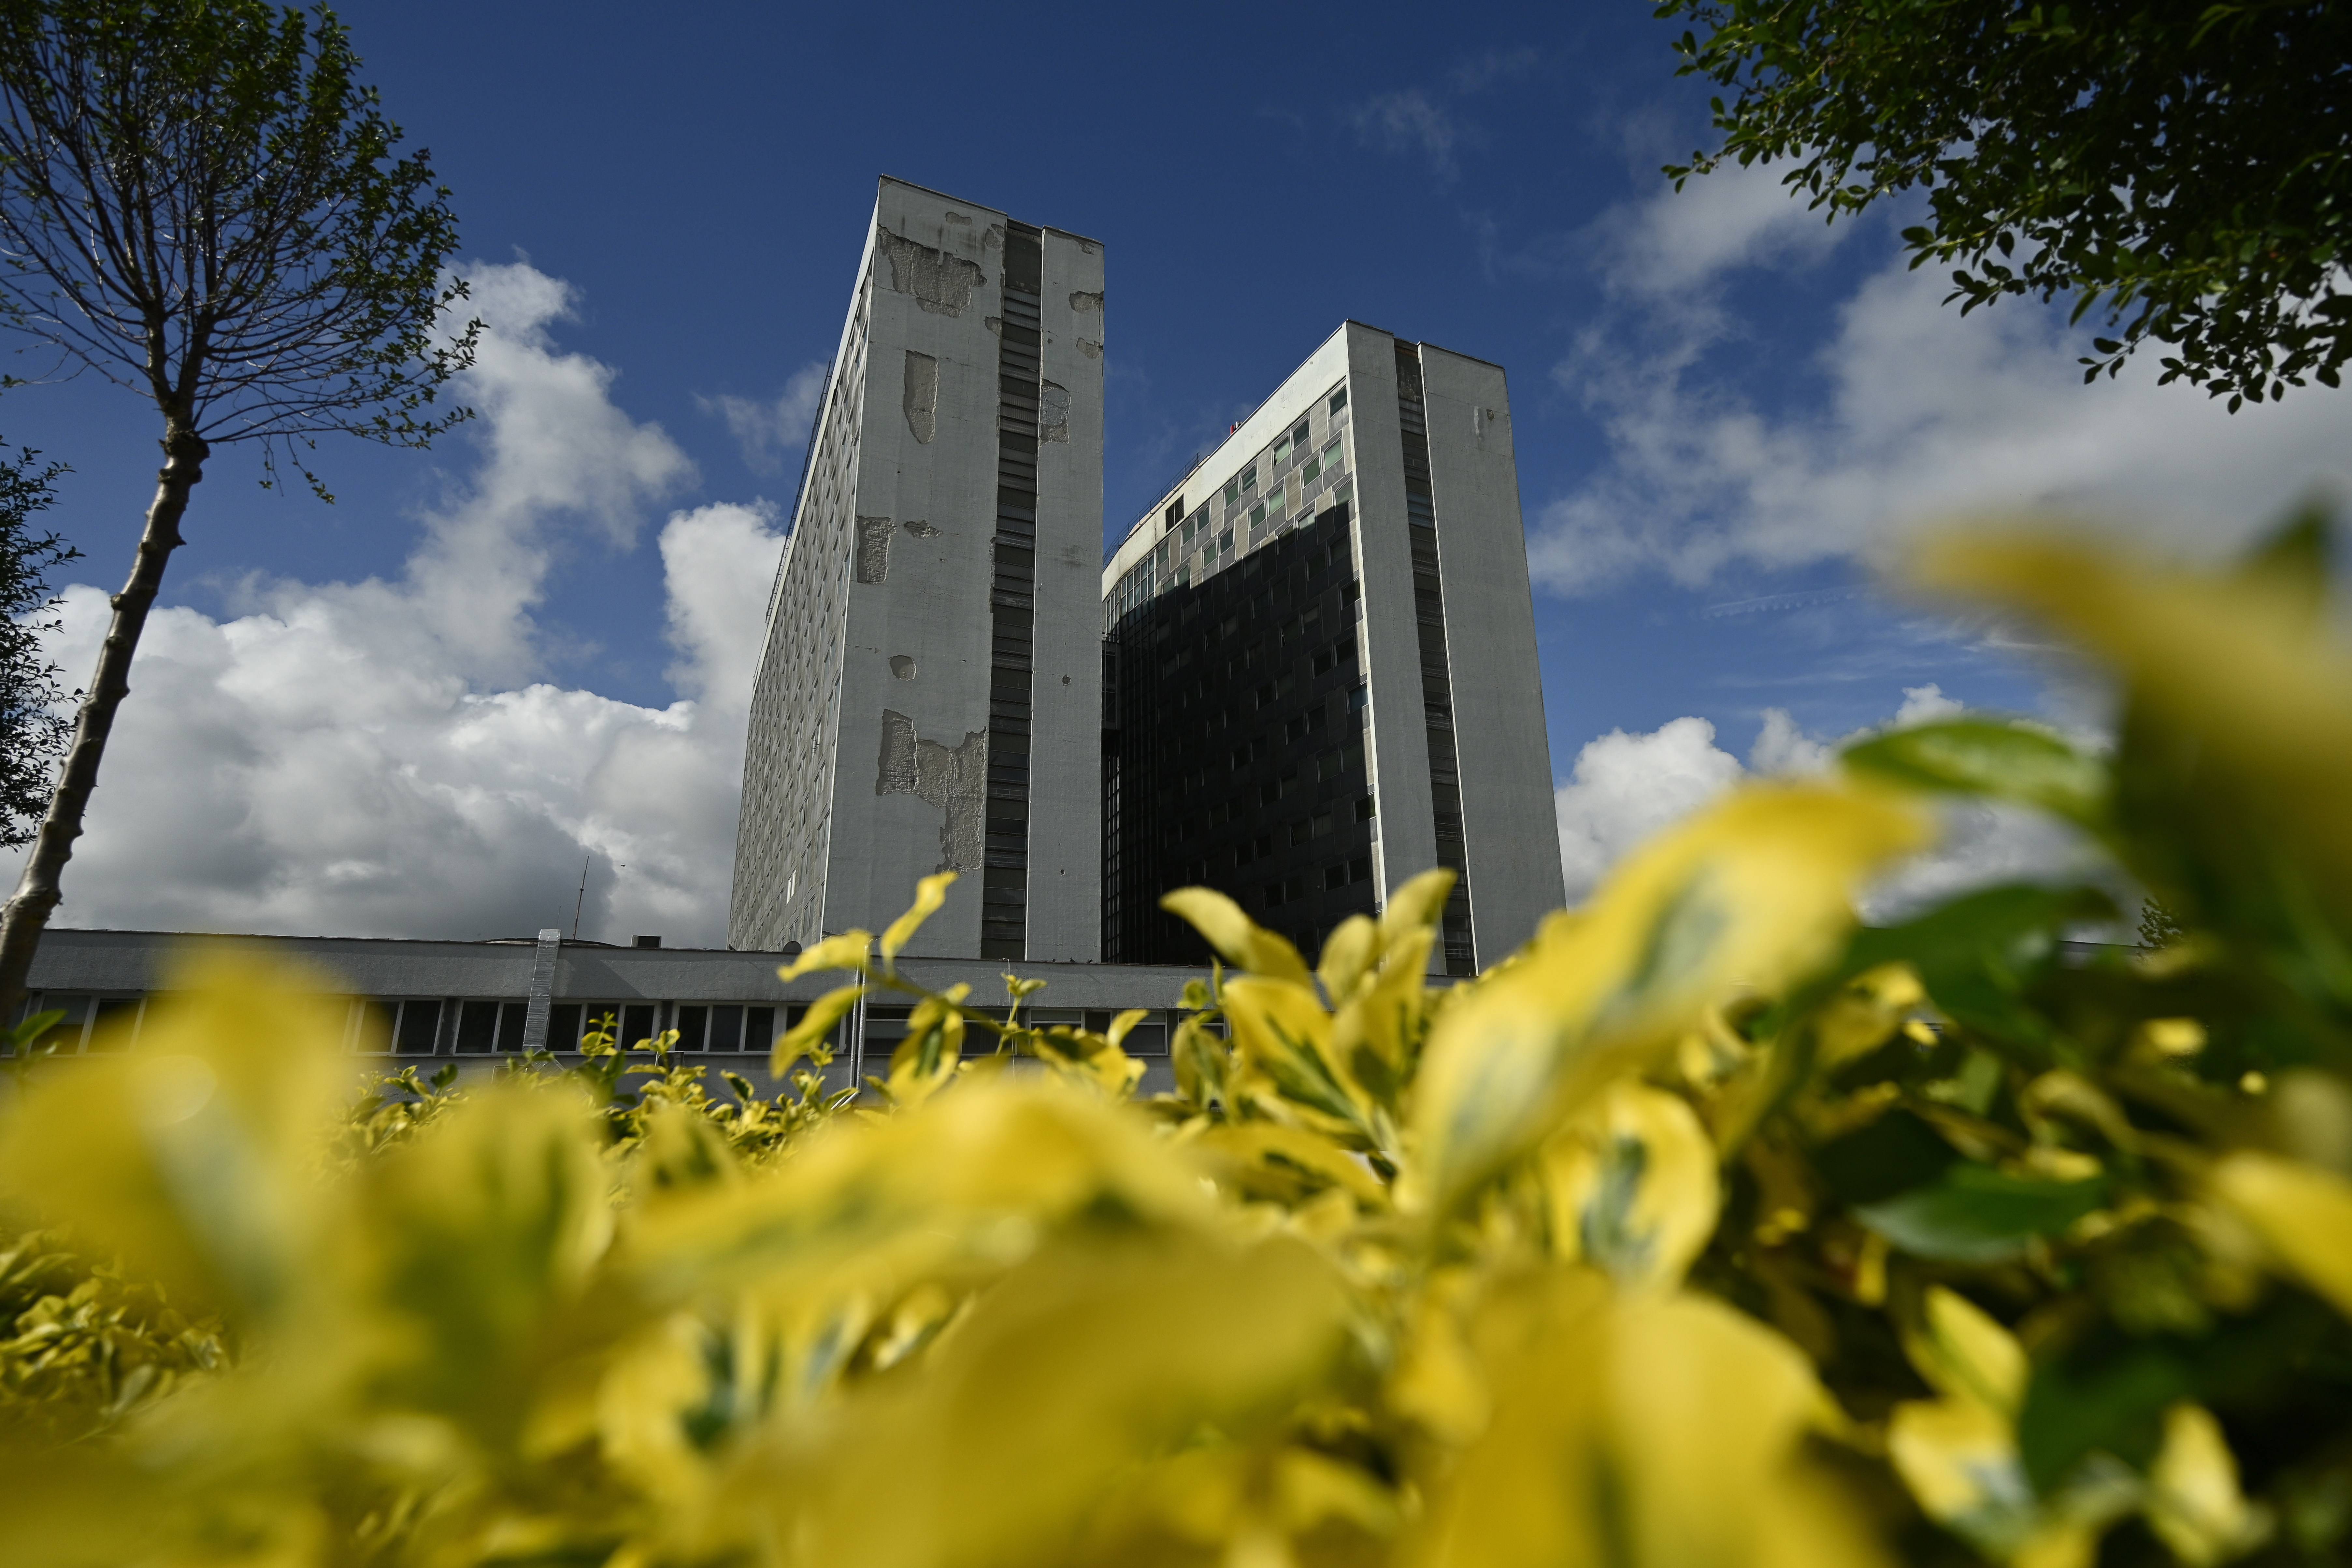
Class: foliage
0,0,479,1021
1,517,2351,1566
0,0,477,488
0,436,70,847
1655,0,2352,409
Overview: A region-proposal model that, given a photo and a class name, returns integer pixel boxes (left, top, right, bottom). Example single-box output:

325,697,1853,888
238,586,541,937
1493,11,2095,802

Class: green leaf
1813,1108,1958,1206
1855,1163,2106,1262
1842,719,2109,829
2017,1342,2190,1492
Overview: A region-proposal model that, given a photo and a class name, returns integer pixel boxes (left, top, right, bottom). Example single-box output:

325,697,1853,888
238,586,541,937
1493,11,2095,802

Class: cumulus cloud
698,362,828,476
1555,715,1746,900
4,264,784,947
1536,173,2352,594
1554,688,2115,924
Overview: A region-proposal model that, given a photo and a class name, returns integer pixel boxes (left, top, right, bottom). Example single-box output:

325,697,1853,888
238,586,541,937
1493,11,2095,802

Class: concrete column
522,927,561,1051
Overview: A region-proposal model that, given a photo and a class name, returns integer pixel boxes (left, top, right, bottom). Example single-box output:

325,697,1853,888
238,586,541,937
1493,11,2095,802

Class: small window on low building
395,999,443,1056
548,1003,582,1051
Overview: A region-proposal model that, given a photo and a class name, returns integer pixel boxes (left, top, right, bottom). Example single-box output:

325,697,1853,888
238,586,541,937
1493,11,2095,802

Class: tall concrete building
730,178,1105,960
1100,323,1563,974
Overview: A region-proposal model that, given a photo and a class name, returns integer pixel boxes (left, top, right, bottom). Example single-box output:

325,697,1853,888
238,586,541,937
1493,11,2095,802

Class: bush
0,516,2348,1568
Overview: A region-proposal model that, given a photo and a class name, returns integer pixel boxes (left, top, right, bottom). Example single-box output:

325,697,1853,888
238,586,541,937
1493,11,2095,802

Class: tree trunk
0,423,206,1022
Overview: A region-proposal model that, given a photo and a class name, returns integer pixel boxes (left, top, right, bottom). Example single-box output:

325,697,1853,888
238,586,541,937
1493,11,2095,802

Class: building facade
730,177,1106,961
1100,323,1563,973
17,927,1196,1096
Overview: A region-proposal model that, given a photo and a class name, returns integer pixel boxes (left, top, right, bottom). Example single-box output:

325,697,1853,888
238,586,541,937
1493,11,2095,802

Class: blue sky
4,0,2346,942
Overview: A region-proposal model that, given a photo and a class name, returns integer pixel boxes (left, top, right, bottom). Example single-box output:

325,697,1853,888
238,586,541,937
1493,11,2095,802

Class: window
1224,478,1240,506
1329,387,1347,415
1313,810,1333,838
1242,465,1257,492
394,999,444,1055
1218,529,1233,555
1249,503,1265,527
1290,819,1311,847
1293,420,1310,447
1355,794,1376,821
1302,452,1320,483
1350,856,1371,883
1325,864,1347,891
1272,435,1290,464
1323,437,1342,470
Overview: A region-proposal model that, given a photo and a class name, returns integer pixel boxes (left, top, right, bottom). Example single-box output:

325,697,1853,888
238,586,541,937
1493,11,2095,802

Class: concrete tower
1101,323,1563,973
730,178,1105,959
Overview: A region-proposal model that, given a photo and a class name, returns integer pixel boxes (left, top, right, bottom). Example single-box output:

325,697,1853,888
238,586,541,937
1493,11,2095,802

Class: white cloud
699,362,828,475
1555,715,1746,901
1594,160,1844,302
5,265,784,948
1555,687,2115,923
1747,707,1833,776
1537,179,2352,595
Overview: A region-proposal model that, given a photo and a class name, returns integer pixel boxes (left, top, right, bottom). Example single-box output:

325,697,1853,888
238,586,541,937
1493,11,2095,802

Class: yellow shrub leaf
2146,1403,2265,1567
1407,784,1927,1215
773,982,866,1076
1542,1079,1721,1291
1906,1285,2028,1418
1417,1274,1885,1568
1223,976,1372,1139
780,930,873,980
2208,1150,2352,1316
1162,886,1315,988
0,952,350,1324
879,871,956,963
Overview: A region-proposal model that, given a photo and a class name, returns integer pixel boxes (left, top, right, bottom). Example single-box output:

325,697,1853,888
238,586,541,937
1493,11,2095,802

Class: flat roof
874,174,1107,249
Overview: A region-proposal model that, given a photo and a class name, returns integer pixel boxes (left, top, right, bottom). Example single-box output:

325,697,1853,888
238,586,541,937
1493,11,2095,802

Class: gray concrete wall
826,180,1013,954
1027,229,1107,958
729,222,877,952
1342,325,1442,909
1416,347,1565,959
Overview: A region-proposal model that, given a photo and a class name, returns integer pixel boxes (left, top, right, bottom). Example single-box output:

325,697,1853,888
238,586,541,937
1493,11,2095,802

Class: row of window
7,992,799,1057
861,1005,1174,1058
1264,856,1375,909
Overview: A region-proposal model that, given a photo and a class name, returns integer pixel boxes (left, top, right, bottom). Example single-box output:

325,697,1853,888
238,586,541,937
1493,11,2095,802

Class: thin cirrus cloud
1533,161,2352,595
5,262,784,947
1348,47,1542,181
698,362,829,476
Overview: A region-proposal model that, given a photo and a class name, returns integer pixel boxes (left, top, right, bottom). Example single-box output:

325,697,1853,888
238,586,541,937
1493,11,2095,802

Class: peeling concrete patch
901,518,939,538
1039,380,1070,442
854,515,895,584
944,210,970,224
902,350,939,443
874,709,987,872
876,709,920,795
1069,290,1103,313
890,655,917,679
877,226,985,315
1077,338,1101,360
984,315,1002,336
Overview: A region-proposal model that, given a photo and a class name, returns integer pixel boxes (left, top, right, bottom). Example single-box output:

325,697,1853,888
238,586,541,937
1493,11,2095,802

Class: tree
0,439,71,848
0,0,475,1014
1656,0,2352,410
